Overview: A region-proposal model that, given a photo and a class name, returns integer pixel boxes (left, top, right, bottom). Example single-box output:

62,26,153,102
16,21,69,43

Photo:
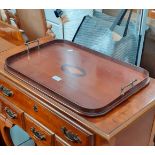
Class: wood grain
16,9,47,41
0,38,16,52
4,40,150,116
0,20,24,45
0,37,155,145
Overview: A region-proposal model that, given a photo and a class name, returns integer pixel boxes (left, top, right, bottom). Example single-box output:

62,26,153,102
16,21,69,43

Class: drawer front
55,137,69,146
25,114,54,146
0,96,24,127
25,102,94,146
0,76,94,146
0,79,14,99
0,77,25,106
55,139,64,146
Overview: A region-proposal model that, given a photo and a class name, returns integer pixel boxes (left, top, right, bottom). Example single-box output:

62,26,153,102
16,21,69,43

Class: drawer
0,77,24,106
24,101,94,146
0,79,14,99
0,114,5,126
25,114,55,146
0,75,94,145
55,136,69,146
0,96,24,127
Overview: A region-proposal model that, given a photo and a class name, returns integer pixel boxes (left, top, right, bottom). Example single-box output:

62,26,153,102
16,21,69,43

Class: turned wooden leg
0,115,14,146
0,131,5,146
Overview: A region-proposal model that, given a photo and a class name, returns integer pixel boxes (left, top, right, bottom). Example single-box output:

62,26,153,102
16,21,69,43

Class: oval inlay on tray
61,64,86,77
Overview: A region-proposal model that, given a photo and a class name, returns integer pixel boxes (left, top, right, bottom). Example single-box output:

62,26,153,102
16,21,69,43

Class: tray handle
121,79,138,95
25,39,40,54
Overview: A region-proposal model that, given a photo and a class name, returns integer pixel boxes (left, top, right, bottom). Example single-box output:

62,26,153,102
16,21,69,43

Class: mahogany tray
5,40,150,117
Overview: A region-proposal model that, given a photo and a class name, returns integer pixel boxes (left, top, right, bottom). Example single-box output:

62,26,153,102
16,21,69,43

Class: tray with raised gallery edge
4,39,150,117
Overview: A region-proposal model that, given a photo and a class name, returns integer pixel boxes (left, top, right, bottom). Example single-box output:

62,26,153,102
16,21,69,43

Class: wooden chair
15,9,55,41
0,20,24,52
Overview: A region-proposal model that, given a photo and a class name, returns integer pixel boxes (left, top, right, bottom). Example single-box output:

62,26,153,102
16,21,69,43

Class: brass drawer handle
0,84,14,97
4,107,17,119
61,127,81,143
30,127,46,141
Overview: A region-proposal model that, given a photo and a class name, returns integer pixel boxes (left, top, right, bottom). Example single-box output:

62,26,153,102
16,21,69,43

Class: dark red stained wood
5,40,150,117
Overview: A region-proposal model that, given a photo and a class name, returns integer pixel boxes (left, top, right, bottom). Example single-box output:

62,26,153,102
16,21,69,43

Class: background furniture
0,37,155,146
140,9,155,78
0,20,24,46
0,38,15,53
0,20,23,53
141,27,155,78
1,9,55,41
15,9,55,41
148,10,155,19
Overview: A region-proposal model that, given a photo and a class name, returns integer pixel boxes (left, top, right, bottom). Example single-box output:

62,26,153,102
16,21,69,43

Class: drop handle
0,84,3,90
0,84,13,97
61,127,81,143
4,107,17,119
30,127,46,141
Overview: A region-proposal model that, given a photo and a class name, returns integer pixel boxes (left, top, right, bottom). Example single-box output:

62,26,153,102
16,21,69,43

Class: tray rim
4,39,150,117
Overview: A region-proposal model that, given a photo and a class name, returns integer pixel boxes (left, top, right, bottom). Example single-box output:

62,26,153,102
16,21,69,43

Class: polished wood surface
0,75,94,146
0,38,16,52
0,20,24,46
55,138,66,146
0,96,24,128
24,114,55,146
5,40,149,116
0,36,155,145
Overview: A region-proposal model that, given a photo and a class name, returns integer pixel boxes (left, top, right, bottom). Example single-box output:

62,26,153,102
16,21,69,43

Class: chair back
16,9,47,41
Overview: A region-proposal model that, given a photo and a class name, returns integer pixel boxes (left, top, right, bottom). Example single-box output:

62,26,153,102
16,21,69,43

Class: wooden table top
0,38,16,52
0,20,24,46
0,36,155,140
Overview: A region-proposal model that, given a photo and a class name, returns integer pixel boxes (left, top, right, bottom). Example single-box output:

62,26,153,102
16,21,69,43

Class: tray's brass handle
4,107,17,119
25,39,40,54
120,79,138,95
0,84,13,97
30,127,46,141
61,127,81,143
